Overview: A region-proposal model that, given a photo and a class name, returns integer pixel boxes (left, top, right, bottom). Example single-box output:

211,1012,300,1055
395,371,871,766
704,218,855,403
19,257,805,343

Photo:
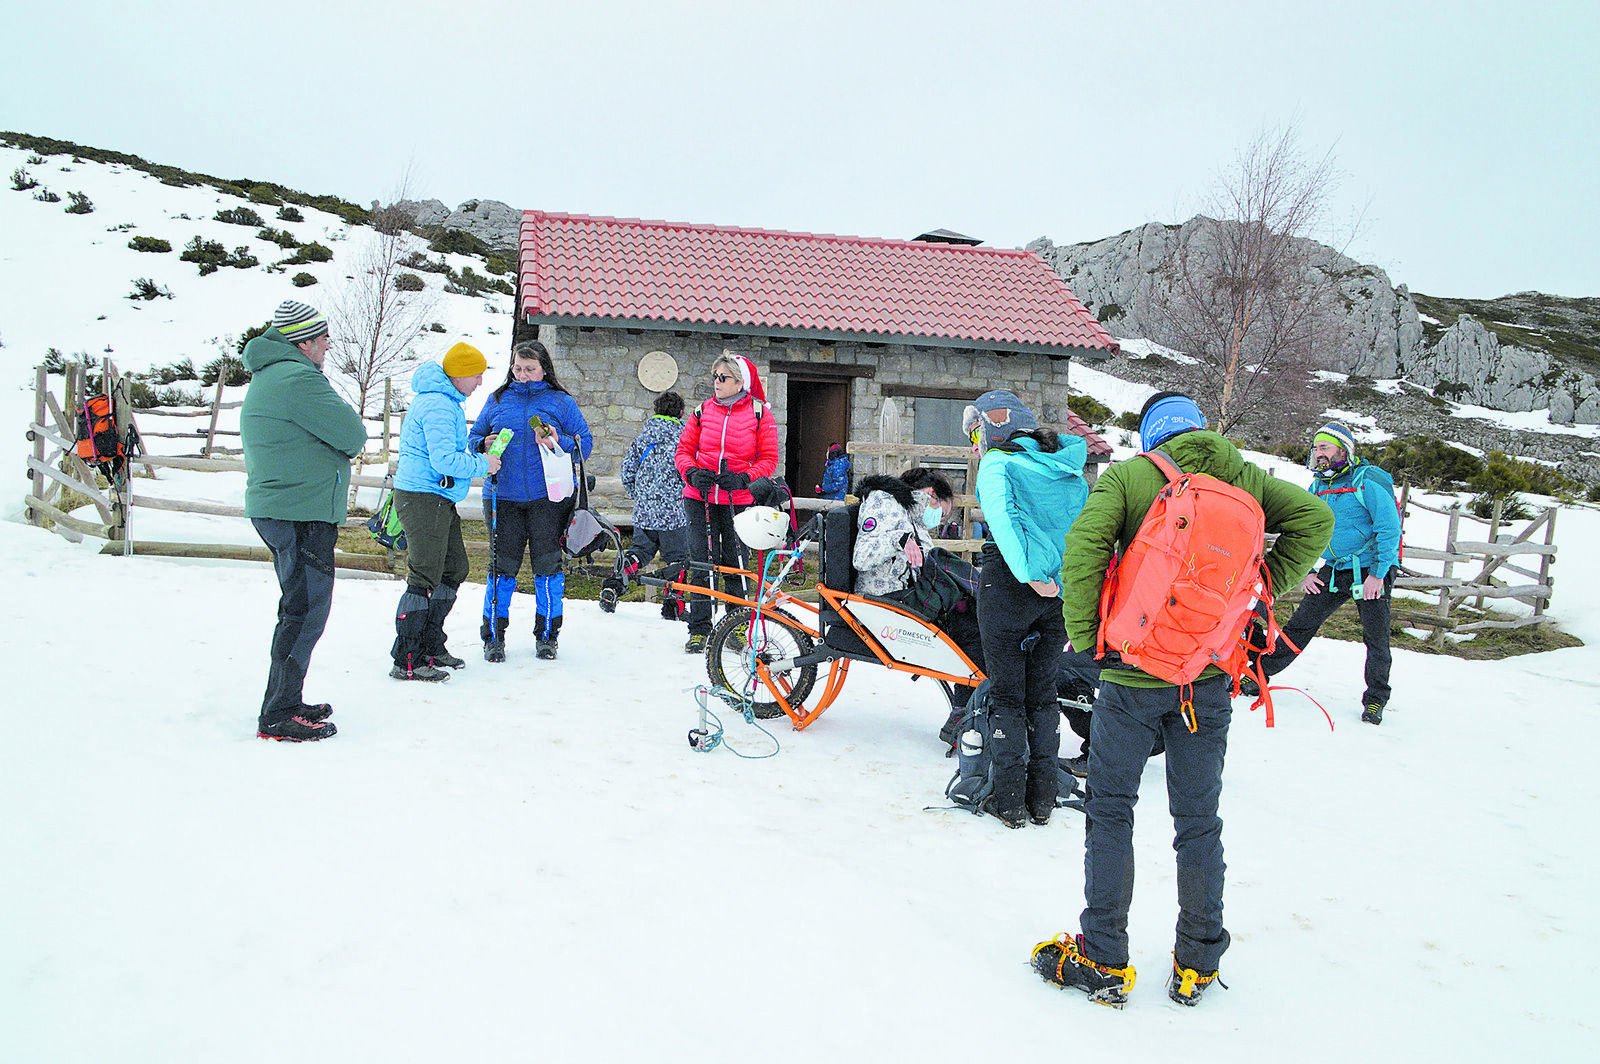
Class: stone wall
537,324,1079,509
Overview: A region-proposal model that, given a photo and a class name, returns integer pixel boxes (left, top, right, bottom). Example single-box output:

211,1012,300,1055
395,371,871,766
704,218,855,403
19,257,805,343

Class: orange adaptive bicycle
631,505,985,730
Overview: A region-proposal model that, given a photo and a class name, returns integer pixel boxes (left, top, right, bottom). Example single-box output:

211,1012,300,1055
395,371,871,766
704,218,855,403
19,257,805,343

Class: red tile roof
519,211,1118,358
1062,408,1114,461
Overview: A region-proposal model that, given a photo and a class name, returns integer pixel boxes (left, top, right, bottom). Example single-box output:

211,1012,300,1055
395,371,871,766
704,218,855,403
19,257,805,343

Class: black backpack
945,680,1084,813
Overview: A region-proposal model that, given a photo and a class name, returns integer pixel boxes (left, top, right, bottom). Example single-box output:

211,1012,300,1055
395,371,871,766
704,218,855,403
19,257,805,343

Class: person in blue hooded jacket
390,342,500,681
1250,420,1401,724
966,390,1089,829
468,340,593,661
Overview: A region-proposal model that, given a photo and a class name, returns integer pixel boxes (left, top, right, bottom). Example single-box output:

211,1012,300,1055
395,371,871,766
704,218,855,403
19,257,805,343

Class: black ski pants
251,518,337,727
977,552,1064,815
484,495,570,578
683,498,748,636
1259,564,1393,708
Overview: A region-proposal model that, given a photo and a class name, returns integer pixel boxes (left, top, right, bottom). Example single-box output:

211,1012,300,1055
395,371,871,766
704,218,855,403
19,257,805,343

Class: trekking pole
485,429,514,631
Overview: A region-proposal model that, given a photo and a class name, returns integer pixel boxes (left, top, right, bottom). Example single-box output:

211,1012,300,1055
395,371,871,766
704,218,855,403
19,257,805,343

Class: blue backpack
944,679,1085,813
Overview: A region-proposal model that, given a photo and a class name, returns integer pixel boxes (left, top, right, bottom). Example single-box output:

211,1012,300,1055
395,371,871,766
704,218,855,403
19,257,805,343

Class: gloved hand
685,467,717,493
716,470,751,491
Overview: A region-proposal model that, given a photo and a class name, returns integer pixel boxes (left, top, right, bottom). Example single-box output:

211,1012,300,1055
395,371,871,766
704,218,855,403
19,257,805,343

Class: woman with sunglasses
964,389,1089,828
468,340,593,661
674,354,779,654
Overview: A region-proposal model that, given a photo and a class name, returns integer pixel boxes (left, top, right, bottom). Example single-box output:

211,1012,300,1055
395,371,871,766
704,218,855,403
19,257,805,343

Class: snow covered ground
3,142,1598,1062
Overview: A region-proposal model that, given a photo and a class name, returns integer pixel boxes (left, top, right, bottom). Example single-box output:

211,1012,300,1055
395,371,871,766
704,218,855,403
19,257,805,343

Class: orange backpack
1097,451,1281,728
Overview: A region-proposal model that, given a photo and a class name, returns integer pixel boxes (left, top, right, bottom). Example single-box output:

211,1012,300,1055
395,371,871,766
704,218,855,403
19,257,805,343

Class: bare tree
1153,124,1352,436
328,174,439,417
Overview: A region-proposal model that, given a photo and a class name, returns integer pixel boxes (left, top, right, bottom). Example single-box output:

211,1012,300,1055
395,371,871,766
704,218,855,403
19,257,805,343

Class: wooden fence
1390,486,1558,643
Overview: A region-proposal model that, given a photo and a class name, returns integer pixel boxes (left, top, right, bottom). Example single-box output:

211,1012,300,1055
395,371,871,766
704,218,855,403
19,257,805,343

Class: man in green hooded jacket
240,299,367,741
1032,391,1332,1008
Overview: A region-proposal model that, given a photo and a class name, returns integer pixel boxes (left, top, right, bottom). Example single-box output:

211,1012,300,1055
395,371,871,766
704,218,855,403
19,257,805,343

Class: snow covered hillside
2,142,1597,1063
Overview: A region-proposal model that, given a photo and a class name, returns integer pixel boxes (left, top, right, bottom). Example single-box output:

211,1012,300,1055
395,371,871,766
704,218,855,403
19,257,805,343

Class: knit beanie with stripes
272,300,329,346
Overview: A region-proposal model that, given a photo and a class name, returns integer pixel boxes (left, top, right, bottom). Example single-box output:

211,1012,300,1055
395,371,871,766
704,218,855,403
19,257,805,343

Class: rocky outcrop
1030,217,1600,426
388,198,521,249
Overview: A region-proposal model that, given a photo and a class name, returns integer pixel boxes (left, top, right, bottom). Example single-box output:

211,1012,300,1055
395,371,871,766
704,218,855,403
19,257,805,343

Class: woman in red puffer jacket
675,354,780,652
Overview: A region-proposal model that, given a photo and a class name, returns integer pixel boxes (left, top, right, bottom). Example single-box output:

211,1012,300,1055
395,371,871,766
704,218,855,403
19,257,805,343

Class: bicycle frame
637,517,984,730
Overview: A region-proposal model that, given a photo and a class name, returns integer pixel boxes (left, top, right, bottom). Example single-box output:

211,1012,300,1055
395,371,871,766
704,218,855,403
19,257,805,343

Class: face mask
921,504,944,530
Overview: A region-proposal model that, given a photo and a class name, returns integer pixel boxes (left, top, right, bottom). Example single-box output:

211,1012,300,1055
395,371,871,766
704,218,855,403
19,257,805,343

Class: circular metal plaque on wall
637,351,679,392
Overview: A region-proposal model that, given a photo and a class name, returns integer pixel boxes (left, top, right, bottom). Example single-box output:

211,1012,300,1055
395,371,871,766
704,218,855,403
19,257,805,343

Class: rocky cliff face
1029,217,1600,426
389,198,521,250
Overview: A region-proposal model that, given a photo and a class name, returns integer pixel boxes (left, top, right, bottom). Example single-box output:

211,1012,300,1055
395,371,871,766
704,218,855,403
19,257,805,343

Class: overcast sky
7,1,1594,299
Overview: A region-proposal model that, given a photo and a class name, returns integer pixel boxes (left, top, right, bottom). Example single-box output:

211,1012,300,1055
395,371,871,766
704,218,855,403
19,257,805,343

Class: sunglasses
712,373,737,384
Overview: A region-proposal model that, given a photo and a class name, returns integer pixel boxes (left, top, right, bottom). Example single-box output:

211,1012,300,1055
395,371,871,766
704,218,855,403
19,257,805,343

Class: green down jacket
1060,430,1334,689
240,329,368,523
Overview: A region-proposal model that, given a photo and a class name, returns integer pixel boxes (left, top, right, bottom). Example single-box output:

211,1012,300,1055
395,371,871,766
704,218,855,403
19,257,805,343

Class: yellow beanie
442,341,487,378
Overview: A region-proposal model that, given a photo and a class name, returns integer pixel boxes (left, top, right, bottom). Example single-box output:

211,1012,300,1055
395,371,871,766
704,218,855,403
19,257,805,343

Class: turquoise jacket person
395,361,489,501
976,433,1089,584
1312,456,1401,583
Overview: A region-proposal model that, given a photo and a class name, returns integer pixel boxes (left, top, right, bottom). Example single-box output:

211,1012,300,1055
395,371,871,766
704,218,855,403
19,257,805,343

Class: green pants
394,489,468,593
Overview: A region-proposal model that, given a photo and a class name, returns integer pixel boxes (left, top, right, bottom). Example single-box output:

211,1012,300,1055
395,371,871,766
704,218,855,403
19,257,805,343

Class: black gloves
715,470,751,491
685,467,717,493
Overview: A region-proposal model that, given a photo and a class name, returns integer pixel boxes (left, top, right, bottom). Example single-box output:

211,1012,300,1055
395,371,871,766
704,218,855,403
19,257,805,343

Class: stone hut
512,211,1118,508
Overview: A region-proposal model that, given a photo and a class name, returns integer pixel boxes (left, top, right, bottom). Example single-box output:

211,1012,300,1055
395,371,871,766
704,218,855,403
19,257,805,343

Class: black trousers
484,496,570,577
977,549,1065,814
683,497,748,636
251,518,337,727
1259,565,1393,708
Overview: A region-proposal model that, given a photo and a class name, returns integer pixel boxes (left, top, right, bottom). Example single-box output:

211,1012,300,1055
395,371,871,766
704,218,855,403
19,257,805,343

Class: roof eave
522,312,1117,361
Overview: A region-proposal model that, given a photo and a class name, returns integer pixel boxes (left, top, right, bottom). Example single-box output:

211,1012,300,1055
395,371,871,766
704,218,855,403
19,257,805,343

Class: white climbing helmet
733,506,789,550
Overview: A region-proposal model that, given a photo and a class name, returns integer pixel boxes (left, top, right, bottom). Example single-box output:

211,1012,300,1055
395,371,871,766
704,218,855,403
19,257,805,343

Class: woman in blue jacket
469,340,593,661
966,390,1089,829
392,343,499,681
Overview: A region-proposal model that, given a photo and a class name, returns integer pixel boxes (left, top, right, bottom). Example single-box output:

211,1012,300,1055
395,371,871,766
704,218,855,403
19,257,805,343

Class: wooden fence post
29,366,47,525
381,377,392,469
203,377,226,458
1536,507,1557,618
1434,509,1459,648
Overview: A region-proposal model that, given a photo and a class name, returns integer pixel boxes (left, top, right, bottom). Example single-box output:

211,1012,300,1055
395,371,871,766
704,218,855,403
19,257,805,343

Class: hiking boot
299,702,332,723
430,651,466,670
258,715,337,742
1362,702,1384,725
685,633,707,654
1029,807,1053,826
1031,933,1137,1008
1166,955,1225,1006
484,639,505,663
1237,676,1260,698
536,638,558,660
1062,753,1090,778
981,796,1026,830
599,578,623,613
390,662,451,682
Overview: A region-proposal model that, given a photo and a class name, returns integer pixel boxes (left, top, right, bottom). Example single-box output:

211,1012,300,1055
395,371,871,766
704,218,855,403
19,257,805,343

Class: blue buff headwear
1138,391,1206,451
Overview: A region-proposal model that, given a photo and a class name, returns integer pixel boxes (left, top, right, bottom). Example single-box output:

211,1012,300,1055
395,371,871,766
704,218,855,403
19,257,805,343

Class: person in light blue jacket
468,340,593,661
966,390,1089,828
1251,420,1401,724
390,343,500,681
